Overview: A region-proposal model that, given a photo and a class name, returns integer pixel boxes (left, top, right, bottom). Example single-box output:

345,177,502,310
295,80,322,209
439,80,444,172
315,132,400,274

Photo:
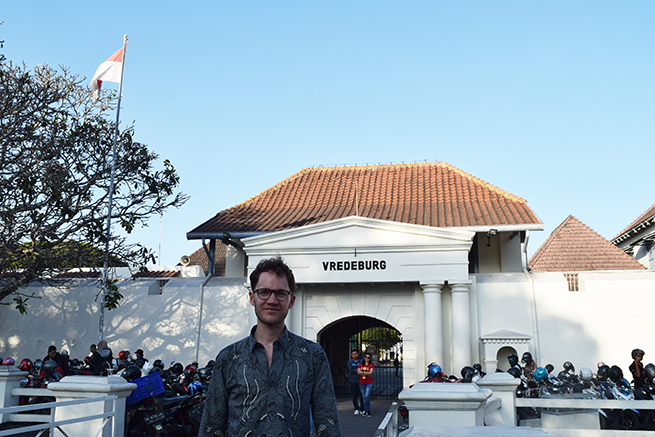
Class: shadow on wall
0,277,251,367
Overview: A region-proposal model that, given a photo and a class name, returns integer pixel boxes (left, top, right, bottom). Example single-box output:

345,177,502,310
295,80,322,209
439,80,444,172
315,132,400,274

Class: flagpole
99,34,128,342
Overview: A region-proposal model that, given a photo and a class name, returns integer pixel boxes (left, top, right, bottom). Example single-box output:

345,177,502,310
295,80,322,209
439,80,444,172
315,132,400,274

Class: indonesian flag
90,46,125,100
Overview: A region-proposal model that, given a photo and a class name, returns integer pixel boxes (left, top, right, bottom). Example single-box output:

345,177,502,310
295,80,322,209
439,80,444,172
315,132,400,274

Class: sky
2,2,654,266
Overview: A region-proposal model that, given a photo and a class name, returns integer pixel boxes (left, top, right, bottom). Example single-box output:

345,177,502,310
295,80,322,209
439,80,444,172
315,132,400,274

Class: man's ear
249,290,255,306
288,294,296,310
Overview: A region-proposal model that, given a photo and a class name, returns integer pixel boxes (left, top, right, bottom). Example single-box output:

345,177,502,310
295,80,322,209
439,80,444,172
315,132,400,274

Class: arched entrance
318,316,403,398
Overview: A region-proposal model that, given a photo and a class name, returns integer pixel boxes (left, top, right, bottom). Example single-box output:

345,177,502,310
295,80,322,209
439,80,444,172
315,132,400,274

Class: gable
243,216,474,284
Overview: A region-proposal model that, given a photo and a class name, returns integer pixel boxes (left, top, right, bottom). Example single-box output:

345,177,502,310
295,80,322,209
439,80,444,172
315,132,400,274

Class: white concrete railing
373,401,401,437
0,367,136,437
0,395,118,437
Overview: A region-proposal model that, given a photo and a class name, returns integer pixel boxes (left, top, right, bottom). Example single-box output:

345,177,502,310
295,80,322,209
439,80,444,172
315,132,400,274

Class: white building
1,162,652,394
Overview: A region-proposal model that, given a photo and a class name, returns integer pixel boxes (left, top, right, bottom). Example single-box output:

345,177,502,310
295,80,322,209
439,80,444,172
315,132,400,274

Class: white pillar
0,366,28,423
421,283,444,369
48,375,136,437
476,372,520,426
451,282,472,373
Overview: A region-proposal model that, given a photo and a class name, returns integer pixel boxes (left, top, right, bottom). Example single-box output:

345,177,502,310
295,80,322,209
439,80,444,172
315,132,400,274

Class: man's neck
253,322,285,368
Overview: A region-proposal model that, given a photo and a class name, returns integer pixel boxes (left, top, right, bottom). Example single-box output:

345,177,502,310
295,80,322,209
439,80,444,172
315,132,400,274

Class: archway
318,316,403,398
496,346,518,372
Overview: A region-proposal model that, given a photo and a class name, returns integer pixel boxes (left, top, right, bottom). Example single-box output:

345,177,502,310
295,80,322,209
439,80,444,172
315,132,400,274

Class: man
43,345,69,376
630,348,646,387
347,349,364,416
199,256,341,437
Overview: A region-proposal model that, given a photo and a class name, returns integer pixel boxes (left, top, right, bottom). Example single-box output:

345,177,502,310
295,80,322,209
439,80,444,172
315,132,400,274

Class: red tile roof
529,215,646,272
134,270,180,279
187,240,226,276
612,203,655,242
188,162,542,236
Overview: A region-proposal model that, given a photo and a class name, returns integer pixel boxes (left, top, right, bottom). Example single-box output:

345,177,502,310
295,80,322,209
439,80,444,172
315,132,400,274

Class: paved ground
337,397,396,437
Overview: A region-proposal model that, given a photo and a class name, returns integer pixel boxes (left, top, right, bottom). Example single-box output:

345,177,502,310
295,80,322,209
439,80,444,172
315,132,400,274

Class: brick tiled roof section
189,162,541,235
612,203,655,242
134,270,180,279
188,240,226,276
529,215,647,272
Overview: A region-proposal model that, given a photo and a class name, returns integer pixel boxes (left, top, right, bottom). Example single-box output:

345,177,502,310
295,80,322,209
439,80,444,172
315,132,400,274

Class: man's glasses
253,288,292,302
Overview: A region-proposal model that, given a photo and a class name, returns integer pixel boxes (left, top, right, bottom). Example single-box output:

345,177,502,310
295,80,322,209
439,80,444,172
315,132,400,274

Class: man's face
637,354,643,362
48,350,57,358
90,346,96,353
249,271,295,327
351,351,359,361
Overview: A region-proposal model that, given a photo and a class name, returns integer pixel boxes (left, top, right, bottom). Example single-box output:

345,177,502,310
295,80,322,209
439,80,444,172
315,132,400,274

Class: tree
361,327,402,352
0,56,188,313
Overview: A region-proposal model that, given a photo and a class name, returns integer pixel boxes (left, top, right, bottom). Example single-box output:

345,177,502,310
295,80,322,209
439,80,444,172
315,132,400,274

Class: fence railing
0,395,118,437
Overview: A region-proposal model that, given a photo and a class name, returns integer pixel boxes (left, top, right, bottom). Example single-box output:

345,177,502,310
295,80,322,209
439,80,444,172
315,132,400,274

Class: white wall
0,277,251,367
3,269,655,384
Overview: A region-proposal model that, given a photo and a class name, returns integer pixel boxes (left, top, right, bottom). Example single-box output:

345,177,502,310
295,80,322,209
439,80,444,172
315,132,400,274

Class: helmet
508,354,518,367
42,360,58,375
507,367,521,378
597,365,610,380
579,367,593,381
563,361,574,373
460,366,477,381
545,364,554,374
428,363,442,379
609,365,623,383
645,363,655,382
632,349,645,360
19,359,33,372
521,352,533,364
118,350,130,360
153,359,164,370
122,365,142,382
171,362,183,375
206,360,216,368
185,364,198,374
473,363,483,374
20,377,33,388
33,360,43,373
534,367,548,382
2,357,15,366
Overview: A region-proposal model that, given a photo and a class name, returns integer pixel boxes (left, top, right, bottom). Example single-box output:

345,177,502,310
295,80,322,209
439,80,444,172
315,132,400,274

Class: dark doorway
318,316,403,399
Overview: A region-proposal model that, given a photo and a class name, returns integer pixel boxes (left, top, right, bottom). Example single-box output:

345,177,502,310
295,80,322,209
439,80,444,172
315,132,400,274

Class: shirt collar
248,325,291,352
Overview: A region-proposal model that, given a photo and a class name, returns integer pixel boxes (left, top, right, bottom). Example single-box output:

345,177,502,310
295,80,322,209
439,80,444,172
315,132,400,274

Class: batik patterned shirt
199,326,342,437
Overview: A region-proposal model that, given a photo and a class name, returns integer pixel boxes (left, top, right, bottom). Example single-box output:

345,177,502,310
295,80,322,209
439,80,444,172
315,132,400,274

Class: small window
564,273,579,292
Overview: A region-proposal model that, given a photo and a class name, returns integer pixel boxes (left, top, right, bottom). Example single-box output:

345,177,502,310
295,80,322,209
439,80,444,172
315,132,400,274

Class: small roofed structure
611,203,655,269
529,215,646,272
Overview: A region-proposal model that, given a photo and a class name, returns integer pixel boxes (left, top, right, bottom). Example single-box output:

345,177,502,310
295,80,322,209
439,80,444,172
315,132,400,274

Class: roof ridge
529,215,575,266
612,203,655,241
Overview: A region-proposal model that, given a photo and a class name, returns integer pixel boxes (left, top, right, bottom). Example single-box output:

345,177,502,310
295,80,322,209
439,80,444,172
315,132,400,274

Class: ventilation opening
564,273,579,292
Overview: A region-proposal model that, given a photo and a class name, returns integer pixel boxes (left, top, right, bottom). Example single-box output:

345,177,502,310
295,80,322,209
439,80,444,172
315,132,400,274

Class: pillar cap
48,375,137,394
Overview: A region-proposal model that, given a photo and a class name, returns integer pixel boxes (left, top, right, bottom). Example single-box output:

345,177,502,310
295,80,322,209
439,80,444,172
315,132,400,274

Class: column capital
420,282,445,294
449,282,472,293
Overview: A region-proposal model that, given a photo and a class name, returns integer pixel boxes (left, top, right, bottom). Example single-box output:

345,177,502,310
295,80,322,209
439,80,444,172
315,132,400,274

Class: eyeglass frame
250,287,293,302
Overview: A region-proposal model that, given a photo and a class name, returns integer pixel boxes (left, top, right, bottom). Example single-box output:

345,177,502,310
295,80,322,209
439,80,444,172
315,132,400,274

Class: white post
48,375,136,437
475,372,520,426
451,282,472,373
421,283,444,369
0,366,28,423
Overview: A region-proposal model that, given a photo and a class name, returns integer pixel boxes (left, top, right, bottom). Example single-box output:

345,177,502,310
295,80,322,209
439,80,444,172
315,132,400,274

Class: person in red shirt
357,353,375,417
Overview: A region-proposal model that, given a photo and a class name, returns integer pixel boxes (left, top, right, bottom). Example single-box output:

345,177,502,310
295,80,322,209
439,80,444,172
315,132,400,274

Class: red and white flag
90,46,125,100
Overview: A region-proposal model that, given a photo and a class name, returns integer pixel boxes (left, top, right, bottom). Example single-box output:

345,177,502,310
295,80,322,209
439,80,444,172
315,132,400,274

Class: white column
451,282,472,373
421,283,444,369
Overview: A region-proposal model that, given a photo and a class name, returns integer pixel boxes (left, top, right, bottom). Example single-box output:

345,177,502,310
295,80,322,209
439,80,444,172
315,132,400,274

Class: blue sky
2,2,654,265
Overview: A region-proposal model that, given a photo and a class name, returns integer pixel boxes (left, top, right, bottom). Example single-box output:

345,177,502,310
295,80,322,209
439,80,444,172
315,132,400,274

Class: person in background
43,345,69,375
358,353,375,418
90,340,113,376
630,348,646,388
347,349,364,416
